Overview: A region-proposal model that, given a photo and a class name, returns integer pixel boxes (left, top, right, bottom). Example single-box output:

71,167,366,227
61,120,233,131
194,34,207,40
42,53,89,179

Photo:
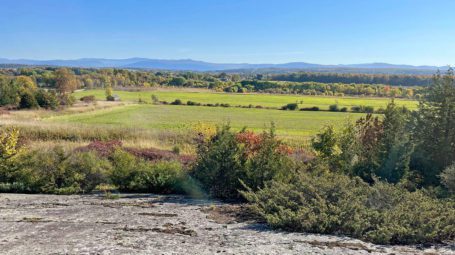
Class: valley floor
0,194,453,255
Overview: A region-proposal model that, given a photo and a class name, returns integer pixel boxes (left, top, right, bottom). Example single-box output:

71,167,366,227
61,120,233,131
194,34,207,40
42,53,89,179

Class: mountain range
0,58,448,74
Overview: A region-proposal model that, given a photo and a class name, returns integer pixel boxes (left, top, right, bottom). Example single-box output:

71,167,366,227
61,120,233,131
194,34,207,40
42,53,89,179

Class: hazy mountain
0,58,447,74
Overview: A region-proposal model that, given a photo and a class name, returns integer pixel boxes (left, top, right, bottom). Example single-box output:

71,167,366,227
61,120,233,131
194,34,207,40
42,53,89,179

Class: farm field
47,103,369,140
73,89,418,111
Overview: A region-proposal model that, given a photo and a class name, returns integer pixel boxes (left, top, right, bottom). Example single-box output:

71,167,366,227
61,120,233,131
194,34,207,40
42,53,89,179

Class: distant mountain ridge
0,57,448,74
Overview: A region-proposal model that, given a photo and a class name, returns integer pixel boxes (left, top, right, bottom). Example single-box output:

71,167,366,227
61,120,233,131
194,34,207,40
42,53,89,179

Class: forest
269,71,432,86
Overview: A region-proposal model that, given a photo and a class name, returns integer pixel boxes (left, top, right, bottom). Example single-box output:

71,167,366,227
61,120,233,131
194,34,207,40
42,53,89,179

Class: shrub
375,107,386,114
109,149,138,190
281,103,298,111
364,105,375,113
242,170,455,245
187,100,201,106
171,99,183,105
0,127,20,160
172,146,180,155
329,104,339,112
128,160,187,194
440,164,455,193
351,105,375,113
151,94,159,104
19,90,39,109
36,90,59,109
191,125,293,199
85,140,123,157
340,107,348,112
109,149,192,194
59,94,76,106
106,95,115,101
351,106,362,112
191,125,247,199
241,129,294,190
300,106,319,111
61,151,112,193
0,128,20,182
80,95,96,103
4,147,111,194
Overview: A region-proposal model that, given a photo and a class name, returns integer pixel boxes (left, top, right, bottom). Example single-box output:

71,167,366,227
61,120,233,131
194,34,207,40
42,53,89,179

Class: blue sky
1,0,455,65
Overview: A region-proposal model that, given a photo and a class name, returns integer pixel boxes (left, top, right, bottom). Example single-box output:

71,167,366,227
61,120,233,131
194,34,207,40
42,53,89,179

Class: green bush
19,90,39,109
59,94,76,106
35,89,59,109
80,95,96,103
191,125,247,199
187,100,201,106
281,103,298,110
109,149,192,194
300,106,319,111
364,105,375,113
128,160,187,194
61,151,112,193
109,149,139,190
242,170,455,245
351,105,375,113
351,106,362,112
3,147,111,194
328,104,339,112
191,125,293,199
171,99,183,105
244,130,293,190
440,164,455,194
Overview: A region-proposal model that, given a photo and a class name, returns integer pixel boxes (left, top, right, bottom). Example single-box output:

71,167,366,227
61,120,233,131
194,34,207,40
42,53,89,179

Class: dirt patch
201,204,261,224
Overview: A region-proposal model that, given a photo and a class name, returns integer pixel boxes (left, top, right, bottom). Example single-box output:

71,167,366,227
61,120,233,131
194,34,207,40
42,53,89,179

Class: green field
61,89,412,142
48,104,371,141
73,89,418,111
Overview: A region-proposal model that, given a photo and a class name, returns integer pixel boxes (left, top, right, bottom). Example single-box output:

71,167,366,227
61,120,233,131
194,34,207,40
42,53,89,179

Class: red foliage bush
235,131,262,156
124,147,195,165
78,140,195,165
85,140,123,157
236,130,294,157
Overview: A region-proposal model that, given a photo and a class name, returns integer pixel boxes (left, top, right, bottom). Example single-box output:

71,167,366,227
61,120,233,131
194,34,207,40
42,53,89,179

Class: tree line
0,67,436,109
269,72,433,86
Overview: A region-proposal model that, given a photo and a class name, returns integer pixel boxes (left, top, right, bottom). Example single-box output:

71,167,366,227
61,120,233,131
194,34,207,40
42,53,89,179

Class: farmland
73,89,418,111
48,103,369,139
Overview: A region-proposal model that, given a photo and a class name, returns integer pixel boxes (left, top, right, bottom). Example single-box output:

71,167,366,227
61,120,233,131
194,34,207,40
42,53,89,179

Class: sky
1,0,455,65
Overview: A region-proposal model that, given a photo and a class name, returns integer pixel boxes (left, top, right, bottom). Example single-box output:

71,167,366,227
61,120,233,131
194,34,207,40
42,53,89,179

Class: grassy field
73,89,418,110
1,89,408,152
48,103,369,141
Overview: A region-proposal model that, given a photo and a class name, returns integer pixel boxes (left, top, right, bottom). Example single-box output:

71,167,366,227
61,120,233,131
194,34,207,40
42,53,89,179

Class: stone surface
0,193,453,255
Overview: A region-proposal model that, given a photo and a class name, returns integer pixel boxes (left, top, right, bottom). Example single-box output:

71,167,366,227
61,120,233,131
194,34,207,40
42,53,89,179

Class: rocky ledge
0,193,453,255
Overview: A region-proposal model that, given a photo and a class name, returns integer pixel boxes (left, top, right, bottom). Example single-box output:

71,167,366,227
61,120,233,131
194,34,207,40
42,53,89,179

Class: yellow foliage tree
0,127,20,160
